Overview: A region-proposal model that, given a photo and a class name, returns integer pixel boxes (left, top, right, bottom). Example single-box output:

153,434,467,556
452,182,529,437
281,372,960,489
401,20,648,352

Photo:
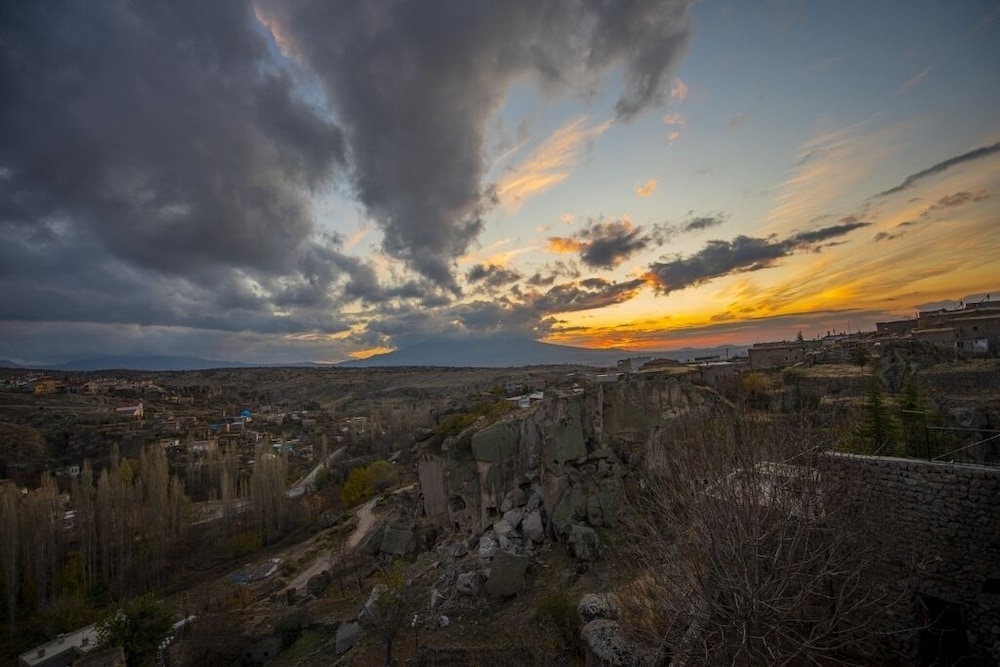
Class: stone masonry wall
820,453,1000,662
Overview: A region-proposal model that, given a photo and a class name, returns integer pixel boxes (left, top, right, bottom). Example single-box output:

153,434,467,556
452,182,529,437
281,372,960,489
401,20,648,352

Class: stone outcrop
578,593,619,623
416,372,729,604
418,372,723,536
580,619,657,666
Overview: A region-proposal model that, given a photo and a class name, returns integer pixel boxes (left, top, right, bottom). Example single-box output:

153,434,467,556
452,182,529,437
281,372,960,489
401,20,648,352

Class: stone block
380,528,414,556
485,550,530,597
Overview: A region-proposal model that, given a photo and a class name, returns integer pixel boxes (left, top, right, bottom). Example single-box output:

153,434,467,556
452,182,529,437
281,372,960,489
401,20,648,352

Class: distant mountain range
0,340,748,371
339,338,630,368
341,338,748,368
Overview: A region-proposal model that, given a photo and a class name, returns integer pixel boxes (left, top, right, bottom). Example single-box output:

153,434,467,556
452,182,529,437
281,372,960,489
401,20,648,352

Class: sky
1,1,999,365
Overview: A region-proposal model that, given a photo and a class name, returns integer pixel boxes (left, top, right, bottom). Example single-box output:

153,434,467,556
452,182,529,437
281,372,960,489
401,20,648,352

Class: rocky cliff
416,371,729,577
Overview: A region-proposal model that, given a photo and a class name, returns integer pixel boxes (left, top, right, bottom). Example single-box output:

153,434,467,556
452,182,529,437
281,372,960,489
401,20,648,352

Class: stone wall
820,453,1000,663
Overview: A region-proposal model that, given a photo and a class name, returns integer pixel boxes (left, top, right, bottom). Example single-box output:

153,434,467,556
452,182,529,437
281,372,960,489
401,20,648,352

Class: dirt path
285,497,379,592
348,497,379,548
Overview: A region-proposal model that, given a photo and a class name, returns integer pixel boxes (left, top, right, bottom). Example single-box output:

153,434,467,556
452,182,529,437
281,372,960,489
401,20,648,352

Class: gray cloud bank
645,222,870,294
876,142,1000,197
256,0,693,288
1,0,695,362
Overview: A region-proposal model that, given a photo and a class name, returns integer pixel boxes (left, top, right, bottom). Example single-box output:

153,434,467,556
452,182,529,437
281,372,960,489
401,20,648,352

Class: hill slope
341,338,631,368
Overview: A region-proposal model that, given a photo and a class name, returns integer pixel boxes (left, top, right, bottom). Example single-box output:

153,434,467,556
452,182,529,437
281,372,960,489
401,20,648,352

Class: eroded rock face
418,373,728,563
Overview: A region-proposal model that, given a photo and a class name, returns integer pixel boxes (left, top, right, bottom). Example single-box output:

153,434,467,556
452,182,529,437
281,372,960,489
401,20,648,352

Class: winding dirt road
284,496,379,592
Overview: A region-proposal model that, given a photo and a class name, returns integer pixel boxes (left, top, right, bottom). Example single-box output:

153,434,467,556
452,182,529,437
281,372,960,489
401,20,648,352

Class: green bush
341,460,398,507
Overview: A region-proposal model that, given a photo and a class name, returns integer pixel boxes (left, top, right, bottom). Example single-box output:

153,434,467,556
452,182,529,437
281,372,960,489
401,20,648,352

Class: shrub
341,460,398,507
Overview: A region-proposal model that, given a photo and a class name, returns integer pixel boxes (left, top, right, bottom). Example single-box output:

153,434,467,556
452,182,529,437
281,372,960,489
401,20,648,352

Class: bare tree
0,483,19,637
617,412,897,666
364,559,418,667
71,460,98,587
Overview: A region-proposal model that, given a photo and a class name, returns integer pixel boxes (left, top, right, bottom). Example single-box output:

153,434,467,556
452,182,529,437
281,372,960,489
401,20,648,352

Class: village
0,298,998,666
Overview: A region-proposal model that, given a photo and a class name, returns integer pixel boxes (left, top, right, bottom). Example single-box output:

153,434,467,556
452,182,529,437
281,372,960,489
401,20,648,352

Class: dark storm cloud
681,213,728,233
645,222,870,294
550,211,730,269
563,218,652,269
788,220,870,244
876,142,1000,197
466,264,523,289
353,275,645,347
0,0,375,335
0,1,343,274
258,0,693,288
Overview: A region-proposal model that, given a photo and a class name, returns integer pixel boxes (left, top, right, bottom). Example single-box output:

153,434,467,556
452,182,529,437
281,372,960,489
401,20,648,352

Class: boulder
568,524,600,561
502,507,524,529
521,510,545,543
578,593,620,622
455,571,481,596
430,589,445,611
500,487,527,512
380,528,414,556
551,486,587,537
335,621,363,655
580,619,656,666
478,535,497,559
493,518,514,538
485,550,530,597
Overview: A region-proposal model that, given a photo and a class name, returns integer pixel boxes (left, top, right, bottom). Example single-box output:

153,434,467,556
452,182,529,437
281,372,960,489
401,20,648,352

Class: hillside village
0,303,998,666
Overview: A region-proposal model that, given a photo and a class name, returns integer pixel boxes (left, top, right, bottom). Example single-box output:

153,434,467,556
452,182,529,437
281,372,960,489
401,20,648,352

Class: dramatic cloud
352,275,645,347
549,217,650,269
919,190,991,218
682,213,728,233
0,1,390,340
0,1,344,276
258,0,694,287
465,263,522,289
645,222,870,294
548,211,729,269
876,142,1000,197
636,180,658,197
